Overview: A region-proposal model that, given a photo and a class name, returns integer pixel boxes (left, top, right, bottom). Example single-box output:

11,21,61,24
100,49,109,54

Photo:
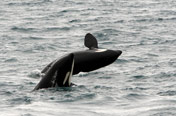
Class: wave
169,59,176,67
158,90,176,96
154,72,176,78
11,26,39,33
28,69,41,78
132,75,147,79
44,27,70,32
98,76,112,79
4,57,18,63
29,36,46,40
61,92,96,102
123,93,147,101
132,17,176,23
116,59,129,64
94,85,113,90
32,85,96,102
11,26,71,33
69,19,81,23
145,53,159,57
8,96,32,106
158,39,176,45
7,0,52,6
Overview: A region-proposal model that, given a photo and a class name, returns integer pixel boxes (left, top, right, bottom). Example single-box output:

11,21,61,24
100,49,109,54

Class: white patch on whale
63,59,74,86
95,49,107,52
63,72,70,85
68,59,74,86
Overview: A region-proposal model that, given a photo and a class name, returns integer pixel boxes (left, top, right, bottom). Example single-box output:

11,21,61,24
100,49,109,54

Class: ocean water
0,0,176,115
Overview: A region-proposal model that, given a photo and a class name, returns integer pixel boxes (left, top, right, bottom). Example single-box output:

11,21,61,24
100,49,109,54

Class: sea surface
0,0,176,116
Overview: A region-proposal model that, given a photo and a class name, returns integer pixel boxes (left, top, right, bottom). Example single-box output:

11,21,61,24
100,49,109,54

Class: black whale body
33,33,122,90
73,49,122,74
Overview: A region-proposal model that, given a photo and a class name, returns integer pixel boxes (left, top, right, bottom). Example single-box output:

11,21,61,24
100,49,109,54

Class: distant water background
0,0,176,116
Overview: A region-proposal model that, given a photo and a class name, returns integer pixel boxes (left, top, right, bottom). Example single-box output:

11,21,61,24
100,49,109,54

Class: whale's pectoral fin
33,54,74,91
84,33,98,49
55,54,74,87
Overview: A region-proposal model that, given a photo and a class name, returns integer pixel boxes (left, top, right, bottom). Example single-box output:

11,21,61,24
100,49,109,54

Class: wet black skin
33,49,122,90
73,49,122,74
33,33,122,90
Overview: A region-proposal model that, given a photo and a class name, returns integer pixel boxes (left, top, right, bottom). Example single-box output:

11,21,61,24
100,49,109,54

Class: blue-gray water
0,0,176,115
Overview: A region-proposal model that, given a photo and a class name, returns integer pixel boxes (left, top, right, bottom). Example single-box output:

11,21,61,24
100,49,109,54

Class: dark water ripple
158,91,176,96
7,0,52,6
11,26,39,33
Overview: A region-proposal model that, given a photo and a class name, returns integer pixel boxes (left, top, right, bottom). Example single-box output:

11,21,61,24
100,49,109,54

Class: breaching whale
33,33,122,90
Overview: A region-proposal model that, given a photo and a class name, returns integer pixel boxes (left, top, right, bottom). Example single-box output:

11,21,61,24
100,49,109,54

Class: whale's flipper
33,54,74,90
55,55,74,87
84,33,98,49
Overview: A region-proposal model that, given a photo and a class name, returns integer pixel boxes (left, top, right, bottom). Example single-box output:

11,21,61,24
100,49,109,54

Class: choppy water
0,0,176,115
